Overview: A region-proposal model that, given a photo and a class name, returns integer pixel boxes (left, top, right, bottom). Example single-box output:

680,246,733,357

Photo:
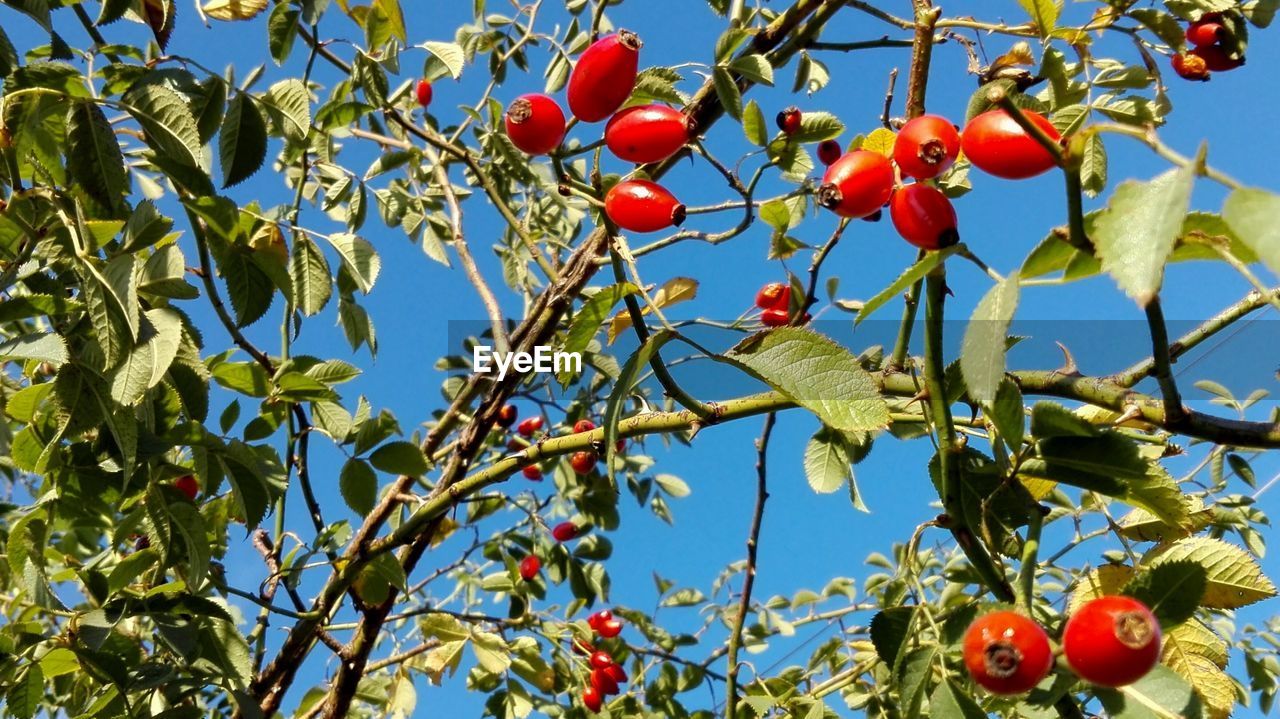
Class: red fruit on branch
597,618,623,638
568,31,642,122
572,638,595,655
817,139,842,166
570,450,598,475
1063,596,1162,688
603,663,627,683
552,522,580,542
755,282,790,310
1171,52,1211,81
574,419,597,434
605,104,691,163
761,308,790,327
517,416,544,437
893,114,961,180
1192,44,1244,71
890,184,960,250
962,611,1054,695
776,106,802,136
590,651,614,670
961,109,1061,180
522,465,543,481
415,79,433,108
587,610,612,631
818,150,895,219
175,475,199,501
519,555,541,581
497,404,518,428
1186,19,1226,48
505,94,567,155
590,667,620,696
604,180,686,233
582,686,603,713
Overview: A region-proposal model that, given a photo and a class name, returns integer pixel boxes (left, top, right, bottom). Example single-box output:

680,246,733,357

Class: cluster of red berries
502,404,619,481
1172,14,1245,81
963,596,1161,695
753,281,812,327
577,610,627,712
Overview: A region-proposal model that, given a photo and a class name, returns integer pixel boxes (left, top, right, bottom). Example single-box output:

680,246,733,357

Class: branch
1143,297,1188,427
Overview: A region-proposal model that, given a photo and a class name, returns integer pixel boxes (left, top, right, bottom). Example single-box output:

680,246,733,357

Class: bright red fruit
605,104,690,164
588,610,611,630
1192,44,1244,71
1186,20,1225,48
961,109,1061,180
603,663,627,683
552,521,580,542
776,106,802,135
570,450,598,475
890,184,959,250
497,404,518,428
590,667,620,696
573,638,595,655
962,610,1054,695
522,465,543,481
755,282,790,310
505,94,566,155
582,686,603,713
568,31,642,122
1171,52,1211,81
818,150,895,219
604,180,686,233
894,114,961,180
519,555,541,581
1063,596,1162,688
415,79,433,108
817,139,842,166
761,308,789,327
175,475,199,501
517,416,544,437
574,419,597,434
597,618,623,638
590,651,614,670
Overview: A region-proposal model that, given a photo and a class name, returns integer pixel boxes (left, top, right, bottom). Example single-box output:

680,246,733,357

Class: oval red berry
890,184,959,251
961,109,1061,180
962,610,1053,695
505,94,566,155
604,180,685,233
818,150,895,219
605,104,690,164
1063,596,1161,688
568,31,642,122
894,114,961,181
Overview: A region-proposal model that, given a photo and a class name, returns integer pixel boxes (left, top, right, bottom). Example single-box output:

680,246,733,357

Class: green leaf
1091,162,1196,306
267,3,300,63
424,41,466,79
1017,0,1061,35
930,678,988,719
1079,132,1108,196
37,648,79,679
712,66,742,121
742,99,767,147
559,283,636,382
369,440,429,476
728,53,773,86
122,82,205,170
897,646,937,718
869,607,914,665
167,501,210,588
1222,187,1280,278
218,246,275,328
5,663,43,719
721,327,889,432
340,457,378,515
1096,665,1203,719
1144,537,1277,609
66,100,128,214
0,333,68,367
219,93,268,188
1122,560,1207,627
792,110,844,143
110,308,183,406
290,235,332,316
856,247,959,324
986,378,1025,450
324,233,380,293
960,271,1020,403
266,78,311,140
803,428,865,510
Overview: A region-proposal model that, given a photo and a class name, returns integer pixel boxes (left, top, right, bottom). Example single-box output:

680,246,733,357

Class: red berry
552,521,580,542
568,31,642,122
582,686,603,713
890,184,960,251
517,416,544,437
590,667,620,696
506,438,526,452
818,150,895,219
522,465,543,481
604,180,686,233
574,419,596,434
505,94,566,155
174,475,199,501
615,439,626,454
597,618,623,638
570,450,598,475
1191,44,1244,71
588,610,612,631
1063,596,1162,688
962,610,1054,695
754,282,790,311
817,139,842,166
590,651,614,670
761,308,789,327
519,555,541,581
776,106,802,135
605,104,690,164
604,663,627,683
1186,20,1225,48
415,79,433,108
894,114,961,181
1171,52,1211,81
573,638,595,655
497,404,518,428
961,109,1061,180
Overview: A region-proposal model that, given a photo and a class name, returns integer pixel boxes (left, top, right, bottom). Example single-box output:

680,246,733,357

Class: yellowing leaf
417,640,465,685
1162,627,1235,719
202,0,268,21
607,277,698,344
1018,475,1057,500
1067,564,1134,614
1145,537,1277,608
1118,497,1213,543
861,128,896,158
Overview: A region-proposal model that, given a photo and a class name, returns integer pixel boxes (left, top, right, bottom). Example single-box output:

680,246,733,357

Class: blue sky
5,0,1280,715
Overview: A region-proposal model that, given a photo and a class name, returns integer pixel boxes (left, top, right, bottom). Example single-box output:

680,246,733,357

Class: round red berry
174,475,199,501
754,282,790,311
776,106,802,135
603,663,627,683
605,104,690,164
818,150,895,219
894,114,961,181
890,184,960,250
552,521,580,542
568,31,642,122
517,416,544,437
761,308,789,327
414,79,433,108
497,404,518,428
1171,52,1211,81
817,139,842,166
962,610,1054,695
582,686,603,713
574,419,596,434
597,618,623,638
604,180,685,233
522,465,543,481
590,650,614,670
1063,596,1162,688
590,667,620,696
519,555,541,581
570,450,598,475
961,109,1061,180
505,94,566,155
